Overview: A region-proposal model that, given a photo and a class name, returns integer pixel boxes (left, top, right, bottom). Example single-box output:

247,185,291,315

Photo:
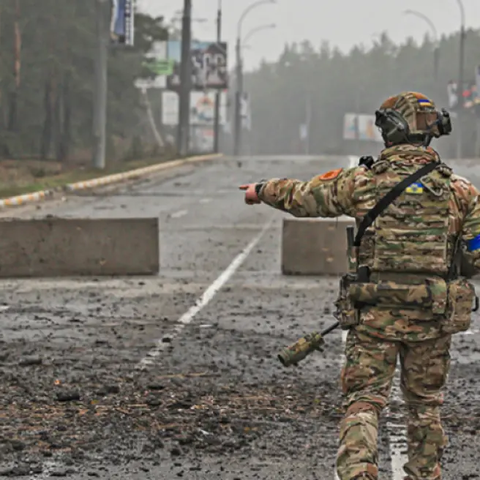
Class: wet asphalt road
1,155,480,479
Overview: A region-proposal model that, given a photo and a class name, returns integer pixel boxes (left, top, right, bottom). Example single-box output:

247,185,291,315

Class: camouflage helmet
375,91,452,146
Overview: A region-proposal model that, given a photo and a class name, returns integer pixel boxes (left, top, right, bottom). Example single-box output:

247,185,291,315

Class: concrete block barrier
281,216,355,275
0,217,159,277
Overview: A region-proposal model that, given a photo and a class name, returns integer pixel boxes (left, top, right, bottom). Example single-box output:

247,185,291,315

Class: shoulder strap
354,161,439,247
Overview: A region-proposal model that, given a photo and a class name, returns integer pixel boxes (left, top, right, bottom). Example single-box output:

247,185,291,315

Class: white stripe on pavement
388,377,409,480
170,209,188,219
137,217,274,369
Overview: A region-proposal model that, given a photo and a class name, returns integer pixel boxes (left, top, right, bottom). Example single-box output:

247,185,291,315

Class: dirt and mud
1,155,480,479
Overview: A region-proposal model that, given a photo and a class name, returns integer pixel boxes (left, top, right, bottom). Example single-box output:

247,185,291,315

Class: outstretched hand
239,183,261,205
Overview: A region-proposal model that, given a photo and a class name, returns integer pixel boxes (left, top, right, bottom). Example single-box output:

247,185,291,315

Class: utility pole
457,26,466,159
456,0,466,160
177,0,192,156
233,39,243,156
93,0,108,170
213,0,222,153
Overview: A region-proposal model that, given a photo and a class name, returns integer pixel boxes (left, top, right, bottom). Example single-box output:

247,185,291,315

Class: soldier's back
348,145,476,342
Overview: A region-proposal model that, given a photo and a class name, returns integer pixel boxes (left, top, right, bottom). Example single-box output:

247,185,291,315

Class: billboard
343,113,358,140
190,127,214,153
166,41,228,91
110,0,135,46
343,113,382,143
162,91,228,126
358,114,383,142
135,42,170,90
447,81,460,109
240,92,251,131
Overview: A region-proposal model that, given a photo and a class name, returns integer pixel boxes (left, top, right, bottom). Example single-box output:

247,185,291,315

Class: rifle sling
353,161,439,247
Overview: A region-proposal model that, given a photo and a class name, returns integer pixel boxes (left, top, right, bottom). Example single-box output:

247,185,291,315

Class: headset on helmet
375,103,452,146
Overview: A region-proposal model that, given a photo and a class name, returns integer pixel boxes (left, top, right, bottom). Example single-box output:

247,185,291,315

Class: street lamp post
403,10,439,90
240,23,276,157
242,23,276,47
177,0,192,157
233,0,276,157
456,0,466,160
93,0,109,170
213,0,222,153
234,40,243,157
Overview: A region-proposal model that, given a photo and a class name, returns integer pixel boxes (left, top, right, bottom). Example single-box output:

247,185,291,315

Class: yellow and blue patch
406,182,424,194
417,98,433,108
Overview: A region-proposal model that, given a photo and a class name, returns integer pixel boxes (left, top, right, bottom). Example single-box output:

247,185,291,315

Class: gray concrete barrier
281,216,355,275
0,217,159,277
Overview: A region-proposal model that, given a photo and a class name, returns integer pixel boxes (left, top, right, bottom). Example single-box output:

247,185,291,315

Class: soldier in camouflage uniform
240,92,480,480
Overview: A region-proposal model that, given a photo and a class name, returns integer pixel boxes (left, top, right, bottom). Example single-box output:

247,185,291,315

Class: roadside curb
0,153,223,210
0,190,55,208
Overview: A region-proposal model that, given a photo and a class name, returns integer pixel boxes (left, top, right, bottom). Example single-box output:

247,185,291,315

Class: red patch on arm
317,168,343,181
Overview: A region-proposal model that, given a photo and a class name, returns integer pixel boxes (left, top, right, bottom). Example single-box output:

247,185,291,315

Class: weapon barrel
277,322,340,367
322,321,340,335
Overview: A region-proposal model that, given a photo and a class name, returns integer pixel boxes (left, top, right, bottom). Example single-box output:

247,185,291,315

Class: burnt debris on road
1,157,480,479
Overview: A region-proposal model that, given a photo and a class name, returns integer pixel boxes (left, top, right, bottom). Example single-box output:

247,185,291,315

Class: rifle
277,321,340,367
277,226,356,368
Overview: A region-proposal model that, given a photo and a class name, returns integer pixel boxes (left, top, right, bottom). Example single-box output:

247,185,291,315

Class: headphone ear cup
375,110,384,126
375,109,409,144
437,109,452,136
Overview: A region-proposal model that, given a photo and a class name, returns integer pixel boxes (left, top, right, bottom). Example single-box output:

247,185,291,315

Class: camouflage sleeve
454,176,480,276
257,167,358,218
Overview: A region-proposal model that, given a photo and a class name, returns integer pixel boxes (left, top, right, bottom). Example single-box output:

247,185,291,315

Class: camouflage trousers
336,329,451,480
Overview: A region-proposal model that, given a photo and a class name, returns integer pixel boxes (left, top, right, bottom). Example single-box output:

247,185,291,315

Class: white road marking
336,330,408,480
199,198,212,204
170,209,188,219
388,377,409,480
460,328,477,335
335,329,348,480
137,218,274,369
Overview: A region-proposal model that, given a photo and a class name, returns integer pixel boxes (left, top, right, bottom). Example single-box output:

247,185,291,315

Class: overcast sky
137,0,480,72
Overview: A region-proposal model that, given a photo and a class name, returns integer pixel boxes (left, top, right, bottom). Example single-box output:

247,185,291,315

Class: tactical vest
335,148,476,335
361,158,453,276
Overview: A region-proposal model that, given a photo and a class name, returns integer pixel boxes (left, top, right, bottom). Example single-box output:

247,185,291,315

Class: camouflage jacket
258,145,480,340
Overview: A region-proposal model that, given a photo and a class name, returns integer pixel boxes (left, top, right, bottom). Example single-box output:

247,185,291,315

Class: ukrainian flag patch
417,98,433,108
406,182,424,194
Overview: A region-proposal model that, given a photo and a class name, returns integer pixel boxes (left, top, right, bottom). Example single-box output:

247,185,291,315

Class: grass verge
0,155,179,199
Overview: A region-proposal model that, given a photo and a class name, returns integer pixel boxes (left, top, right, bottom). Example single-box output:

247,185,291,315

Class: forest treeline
2,2,480,163
244,30,480,159
0,0,168,163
